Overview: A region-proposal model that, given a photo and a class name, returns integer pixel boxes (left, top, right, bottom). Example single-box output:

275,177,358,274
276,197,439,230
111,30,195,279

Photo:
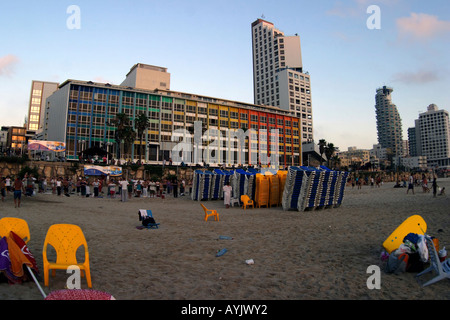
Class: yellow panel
382,215,427,253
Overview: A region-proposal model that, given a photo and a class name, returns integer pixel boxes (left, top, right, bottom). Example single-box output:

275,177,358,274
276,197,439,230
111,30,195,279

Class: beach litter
218,235,233,240
216,248,227,257
245,259,254,265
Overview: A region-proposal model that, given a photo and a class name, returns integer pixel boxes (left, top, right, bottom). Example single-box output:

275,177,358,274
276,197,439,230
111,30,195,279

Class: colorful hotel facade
42,64,302,167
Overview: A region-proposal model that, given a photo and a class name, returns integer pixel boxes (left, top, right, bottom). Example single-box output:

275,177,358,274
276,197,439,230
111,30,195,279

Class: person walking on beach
80,178,87,196
407,173,415,194
172,178,178,198
432,176,438,198
92,178,99,197
56,177,62,196
119,178,129,202
5,176,11,195
223,181,232,208
13,176,23,208
63,177,70,196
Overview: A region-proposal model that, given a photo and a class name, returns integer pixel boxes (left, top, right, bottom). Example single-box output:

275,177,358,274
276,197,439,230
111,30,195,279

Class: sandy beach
0,178,449,301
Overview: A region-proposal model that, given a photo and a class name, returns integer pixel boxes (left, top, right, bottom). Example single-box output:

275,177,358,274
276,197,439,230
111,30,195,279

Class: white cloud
397,13,450,40
391,69,442,85
0,54,19,77
326,0,398,18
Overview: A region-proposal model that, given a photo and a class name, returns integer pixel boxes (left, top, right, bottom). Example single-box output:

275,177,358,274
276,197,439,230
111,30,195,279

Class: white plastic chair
416,235,450,287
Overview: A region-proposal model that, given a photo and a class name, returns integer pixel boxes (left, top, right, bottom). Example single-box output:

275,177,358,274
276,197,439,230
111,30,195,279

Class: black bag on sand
406,252,425,272
142,217,156,227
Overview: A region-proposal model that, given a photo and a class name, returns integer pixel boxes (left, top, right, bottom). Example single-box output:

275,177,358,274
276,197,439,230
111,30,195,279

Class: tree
324,142,336,168
135,113,150,163
111,113,132,160
318,139,327,165
122,125,136,160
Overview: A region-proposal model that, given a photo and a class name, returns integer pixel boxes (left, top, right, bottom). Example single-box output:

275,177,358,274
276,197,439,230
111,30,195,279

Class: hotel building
43,64,301,167
251,19,313,142
27,80,59,132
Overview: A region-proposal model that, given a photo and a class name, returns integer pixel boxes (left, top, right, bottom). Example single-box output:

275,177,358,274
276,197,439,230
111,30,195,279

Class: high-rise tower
251,19,313,142
375,86,403,156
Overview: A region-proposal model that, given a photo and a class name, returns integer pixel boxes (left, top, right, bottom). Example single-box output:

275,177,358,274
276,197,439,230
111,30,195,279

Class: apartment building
409,104,450,168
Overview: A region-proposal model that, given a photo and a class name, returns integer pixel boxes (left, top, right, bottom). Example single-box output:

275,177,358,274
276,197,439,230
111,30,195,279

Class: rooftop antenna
261,14,265,19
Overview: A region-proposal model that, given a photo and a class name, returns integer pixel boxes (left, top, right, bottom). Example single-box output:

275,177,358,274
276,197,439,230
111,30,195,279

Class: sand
0,178,449,301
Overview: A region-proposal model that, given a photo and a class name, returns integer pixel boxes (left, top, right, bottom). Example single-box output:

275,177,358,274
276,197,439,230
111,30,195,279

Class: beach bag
385,253,408,274
405,252,425,272
142,217,156,227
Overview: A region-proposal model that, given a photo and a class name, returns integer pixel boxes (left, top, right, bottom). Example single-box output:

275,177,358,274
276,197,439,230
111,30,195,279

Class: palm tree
318,139,327,165
134,113,150,163
122,126,136,161
324,142,336,168
111,113,131,160
330,155,341,169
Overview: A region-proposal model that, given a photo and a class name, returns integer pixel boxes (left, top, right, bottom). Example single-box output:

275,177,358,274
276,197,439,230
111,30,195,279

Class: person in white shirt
223,182,233,208
119,178,129,202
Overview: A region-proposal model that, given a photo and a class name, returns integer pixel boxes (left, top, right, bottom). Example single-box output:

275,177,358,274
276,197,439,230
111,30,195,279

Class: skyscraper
251,19,313,142
375,86,403,156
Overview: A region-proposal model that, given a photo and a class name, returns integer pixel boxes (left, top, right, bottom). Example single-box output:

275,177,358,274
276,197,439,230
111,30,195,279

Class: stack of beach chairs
254,174,270,208
191,170,213,201
281,166,349,211
191,166,349,211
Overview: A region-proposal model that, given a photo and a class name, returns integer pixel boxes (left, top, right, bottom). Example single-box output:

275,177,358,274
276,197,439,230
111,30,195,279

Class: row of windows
67,104,298,128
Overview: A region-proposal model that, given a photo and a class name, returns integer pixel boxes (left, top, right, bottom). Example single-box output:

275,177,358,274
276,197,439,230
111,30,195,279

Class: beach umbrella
1,231,115,300
0,231,46,298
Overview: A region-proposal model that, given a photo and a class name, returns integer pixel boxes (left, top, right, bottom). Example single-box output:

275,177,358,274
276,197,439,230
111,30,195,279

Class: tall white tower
251,19,313,142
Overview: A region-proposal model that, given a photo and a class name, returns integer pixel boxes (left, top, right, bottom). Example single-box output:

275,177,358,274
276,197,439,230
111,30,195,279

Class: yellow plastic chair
200,203,219,221
0,217,30,243
240,195,254,210
43,224,92,288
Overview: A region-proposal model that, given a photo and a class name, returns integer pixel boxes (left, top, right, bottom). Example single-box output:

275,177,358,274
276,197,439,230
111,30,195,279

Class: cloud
397,13,450,40
0,54,19,77
326,0,398,18
94,76,112,84
326,1,360,18
391,69,442,85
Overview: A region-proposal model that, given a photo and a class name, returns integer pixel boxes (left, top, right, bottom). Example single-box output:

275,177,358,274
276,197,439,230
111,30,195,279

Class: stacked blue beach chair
211,169,225,200
334,171,349,207
282,166,349,211
191,170,214,201
234,169,257,204
281,166,308,211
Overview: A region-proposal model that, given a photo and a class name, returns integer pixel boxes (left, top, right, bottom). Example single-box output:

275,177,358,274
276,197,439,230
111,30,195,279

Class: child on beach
109,180,116,198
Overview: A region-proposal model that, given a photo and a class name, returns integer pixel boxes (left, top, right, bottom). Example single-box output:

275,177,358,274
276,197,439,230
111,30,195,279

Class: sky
1,0,449,151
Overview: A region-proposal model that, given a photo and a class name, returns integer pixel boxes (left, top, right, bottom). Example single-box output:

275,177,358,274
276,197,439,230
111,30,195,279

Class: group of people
1,173,194,206
348,175,384,189
405,173,445,197
0,174,35,208
107,177,190,199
